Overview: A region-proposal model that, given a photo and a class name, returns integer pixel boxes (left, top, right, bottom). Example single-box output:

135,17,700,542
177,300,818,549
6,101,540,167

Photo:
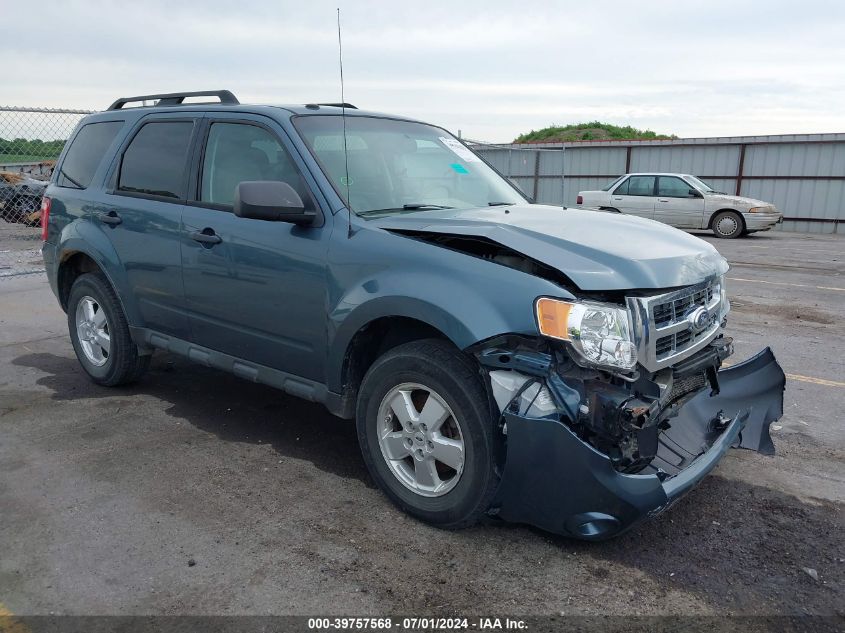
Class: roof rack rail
312,102,357,109
107,90,240,111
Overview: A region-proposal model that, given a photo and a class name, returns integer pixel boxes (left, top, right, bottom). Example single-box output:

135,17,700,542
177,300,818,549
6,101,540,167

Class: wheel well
57,252,102,311
341,317,451,401
709,209,745,230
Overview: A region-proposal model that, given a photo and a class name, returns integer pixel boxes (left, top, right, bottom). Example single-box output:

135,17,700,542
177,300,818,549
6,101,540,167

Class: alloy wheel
75,296,111,366
376,382,465,497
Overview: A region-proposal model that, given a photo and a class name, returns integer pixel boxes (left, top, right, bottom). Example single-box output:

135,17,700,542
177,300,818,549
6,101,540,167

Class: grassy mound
514,122,676,143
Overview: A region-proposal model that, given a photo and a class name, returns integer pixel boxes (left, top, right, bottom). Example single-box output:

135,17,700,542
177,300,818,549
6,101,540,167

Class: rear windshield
601,176,625,191
57,121,124,189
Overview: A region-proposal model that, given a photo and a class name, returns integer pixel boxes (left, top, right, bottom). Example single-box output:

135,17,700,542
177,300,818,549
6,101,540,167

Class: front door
609,175,655,220
654,176,705,228
180,116,332,382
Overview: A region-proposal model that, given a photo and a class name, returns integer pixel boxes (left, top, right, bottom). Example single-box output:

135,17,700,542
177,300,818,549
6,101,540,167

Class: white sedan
577,173,783,238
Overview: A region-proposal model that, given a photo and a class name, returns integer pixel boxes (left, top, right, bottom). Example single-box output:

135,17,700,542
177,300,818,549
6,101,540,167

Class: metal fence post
735,143,747,196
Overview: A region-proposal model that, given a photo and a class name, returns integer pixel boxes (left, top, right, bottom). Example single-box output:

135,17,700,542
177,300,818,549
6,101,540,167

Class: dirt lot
0,230,843,618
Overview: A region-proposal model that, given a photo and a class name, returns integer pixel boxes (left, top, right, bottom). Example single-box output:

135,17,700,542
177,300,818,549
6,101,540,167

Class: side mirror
689,188,702,198
234,181,316,225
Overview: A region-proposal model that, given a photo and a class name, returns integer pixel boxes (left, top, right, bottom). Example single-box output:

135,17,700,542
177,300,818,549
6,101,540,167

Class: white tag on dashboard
439,137,481,162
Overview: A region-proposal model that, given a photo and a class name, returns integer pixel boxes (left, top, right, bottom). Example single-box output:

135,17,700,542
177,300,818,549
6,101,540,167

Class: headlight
535,298,638,371
718,275,730,319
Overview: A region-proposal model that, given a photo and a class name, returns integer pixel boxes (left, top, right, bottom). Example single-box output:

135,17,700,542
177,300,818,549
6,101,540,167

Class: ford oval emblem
688,306,710,332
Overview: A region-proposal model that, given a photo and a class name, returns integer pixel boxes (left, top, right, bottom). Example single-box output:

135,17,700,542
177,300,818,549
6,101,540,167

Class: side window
118,121,194,199
57,121,123,189
613,178,629,195
200,122,311,208
658,176,694,197
626,176,655,197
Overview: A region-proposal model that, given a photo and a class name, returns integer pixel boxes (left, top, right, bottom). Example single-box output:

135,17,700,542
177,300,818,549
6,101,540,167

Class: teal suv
41,91,785,540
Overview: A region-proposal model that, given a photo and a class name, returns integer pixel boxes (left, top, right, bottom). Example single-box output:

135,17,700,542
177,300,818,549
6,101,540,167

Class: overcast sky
3,0,844,141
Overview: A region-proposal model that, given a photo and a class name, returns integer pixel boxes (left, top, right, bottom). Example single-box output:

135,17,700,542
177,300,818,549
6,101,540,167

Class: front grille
627,277,725,372
652,285,715,327
655,312,719,360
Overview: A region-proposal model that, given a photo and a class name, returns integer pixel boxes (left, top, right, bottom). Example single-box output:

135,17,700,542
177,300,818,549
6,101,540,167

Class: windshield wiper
488,201,517,206
401,203,454,210
358,204,454,216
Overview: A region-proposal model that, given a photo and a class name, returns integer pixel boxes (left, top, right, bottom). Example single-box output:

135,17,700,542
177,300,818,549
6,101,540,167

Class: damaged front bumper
483,347,786,540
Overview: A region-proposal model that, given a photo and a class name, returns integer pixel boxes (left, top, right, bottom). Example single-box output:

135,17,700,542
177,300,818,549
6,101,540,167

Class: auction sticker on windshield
439,137,481,162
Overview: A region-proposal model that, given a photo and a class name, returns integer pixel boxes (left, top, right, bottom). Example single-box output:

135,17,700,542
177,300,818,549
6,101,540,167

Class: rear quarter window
56,121,124,189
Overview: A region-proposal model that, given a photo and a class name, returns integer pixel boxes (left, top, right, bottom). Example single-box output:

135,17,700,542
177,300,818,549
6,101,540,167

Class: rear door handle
97,212,122,226
613,197,623,200
190,230,222,245
658,198,669,202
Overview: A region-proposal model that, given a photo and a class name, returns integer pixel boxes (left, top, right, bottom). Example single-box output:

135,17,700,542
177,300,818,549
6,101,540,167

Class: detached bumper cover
490,348,785,540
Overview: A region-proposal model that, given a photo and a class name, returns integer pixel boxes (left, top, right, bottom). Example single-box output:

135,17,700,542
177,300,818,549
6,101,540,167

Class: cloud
2,0,844,141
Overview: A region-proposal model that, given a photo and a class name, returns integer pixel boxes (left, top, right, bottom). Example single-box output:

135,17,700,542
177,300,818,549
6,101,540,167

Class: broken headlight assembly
535,298,637,372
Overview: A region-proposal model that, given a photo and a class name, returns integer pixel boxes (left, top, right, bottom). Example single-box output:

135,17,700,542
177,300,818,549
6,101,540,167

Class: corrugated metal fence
471,133,845,234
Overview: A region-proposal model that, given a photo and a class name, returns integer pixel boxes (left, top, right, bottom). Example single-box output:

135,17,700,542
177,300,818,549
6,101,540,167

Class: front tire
356,339,499,529
711,210,744,238
67,273,150,386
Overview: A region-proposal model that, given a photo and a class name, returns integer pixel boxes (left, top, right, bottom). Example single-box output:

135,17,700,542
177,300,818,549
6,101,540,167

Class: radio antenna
337,8,352,239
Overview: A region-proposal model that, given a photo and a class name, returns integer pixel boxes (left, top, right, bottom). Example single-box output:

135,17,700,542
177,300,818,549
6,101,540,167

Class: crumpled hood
373,205,729,290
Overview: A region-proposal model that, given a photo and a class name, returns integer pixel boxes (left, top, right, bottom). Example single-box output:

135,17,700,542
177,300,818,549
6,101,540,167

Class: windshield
294,116,526,216
684,175,720,193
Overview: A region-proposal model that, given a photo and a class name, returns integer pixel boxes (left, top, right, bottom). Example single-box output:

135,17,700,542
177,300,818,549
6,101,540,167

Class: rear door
99,115,202,339
609,175,655,220
180,114,332,381
655,176,705,228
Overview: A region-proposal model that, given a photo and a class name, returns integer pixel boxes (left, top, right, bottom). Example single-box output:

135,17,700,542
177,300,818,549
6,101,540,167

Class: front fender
326,275,536,393
324,223,577,393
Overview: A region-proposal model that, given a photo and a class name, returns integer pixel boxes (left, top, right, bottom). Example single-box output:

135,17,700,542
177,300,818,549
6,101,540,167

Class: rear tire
67,273,150,386
711,211,743,238
356,339,498,529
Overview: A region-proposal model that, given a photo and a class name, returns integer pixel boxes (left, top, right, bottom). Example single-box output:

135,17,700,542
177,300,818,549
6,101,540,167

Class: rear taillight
40,197,51,241
576,195,583,205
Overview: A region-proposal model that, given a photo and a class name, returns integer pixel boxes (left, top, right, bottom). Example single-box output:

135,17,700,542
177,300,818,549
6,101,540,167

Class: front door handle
97,212,122,226
613,197,623,200
657,198,669,202
190,230,222,245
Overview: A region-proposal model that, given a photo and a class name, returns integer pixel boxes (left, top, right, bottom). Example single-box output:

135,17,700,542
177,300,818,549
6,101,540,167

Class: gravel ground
0,230,842,618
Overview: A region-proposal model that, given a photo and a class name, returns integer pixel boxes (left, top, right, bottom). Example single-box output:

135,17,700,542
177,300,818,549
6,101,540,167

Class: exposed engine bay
386,229,577,289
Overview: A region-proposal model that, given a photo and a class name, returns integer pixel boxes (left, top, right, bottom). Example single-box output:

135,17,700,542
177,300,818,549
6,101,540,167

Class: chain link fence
0,106,93,277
